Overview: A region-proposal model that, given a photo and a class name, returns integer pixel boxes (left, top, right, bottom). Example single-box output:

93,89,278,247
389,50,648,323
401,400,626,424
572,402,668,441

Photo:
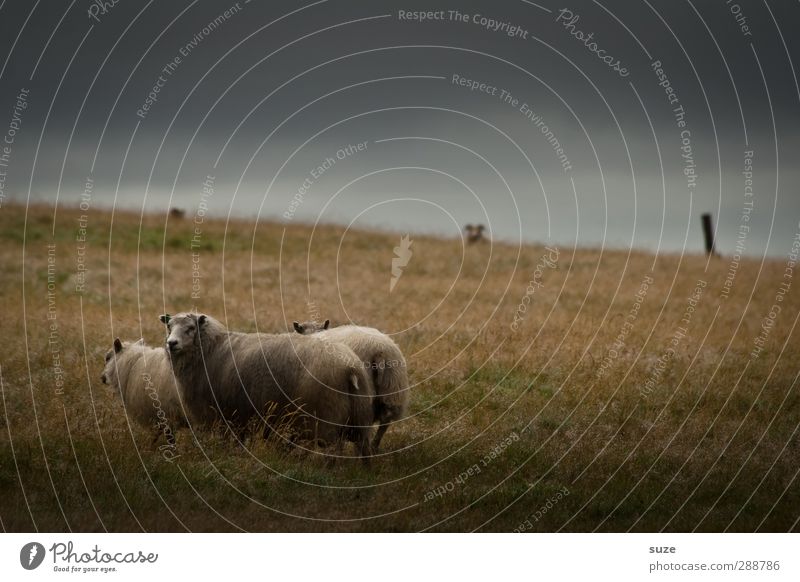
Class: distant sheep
161,312,373,461
464,224,486,243
101,338,186,450
293,320,409,451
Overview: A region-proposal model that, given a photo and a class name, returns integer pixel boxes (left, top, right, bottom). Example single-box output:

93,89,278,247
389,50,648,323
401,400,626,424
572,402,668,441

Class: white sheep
293,320,409,451
101,338,187,450
160,312,374,461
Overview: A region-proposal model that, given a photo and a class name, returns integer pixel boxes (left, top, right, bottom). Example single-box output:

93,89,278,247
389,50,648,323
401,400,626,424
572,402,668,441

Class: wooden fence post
701,212,716,256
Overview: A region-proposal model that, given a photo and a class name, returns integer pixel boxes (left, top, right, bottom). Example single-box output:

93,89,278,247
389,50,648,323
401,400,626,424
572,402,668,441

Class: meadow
0,202,798,532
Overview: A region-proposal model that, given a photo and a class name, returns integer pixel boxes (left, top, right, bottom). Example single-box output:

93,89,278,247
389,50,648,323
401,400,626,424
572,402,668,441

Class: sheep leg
372,423,390,451
235,426,249,446
358,436,373,467
226,415,248,444
326,439,344,469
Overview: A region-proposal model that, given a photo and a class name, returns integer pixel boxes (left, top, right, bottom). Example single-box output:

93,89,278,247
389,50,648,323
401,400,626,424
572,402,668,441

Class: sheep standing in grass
101,338,186,450
293,320,409,451
160,312,374,461
464,224,486,243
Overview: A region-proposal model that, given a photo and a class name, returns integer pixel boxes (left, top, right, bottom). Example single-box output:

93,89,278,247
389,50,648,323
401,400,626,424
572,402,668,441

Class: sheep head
100,337,125,387
292,319,330,334
162,312,208,353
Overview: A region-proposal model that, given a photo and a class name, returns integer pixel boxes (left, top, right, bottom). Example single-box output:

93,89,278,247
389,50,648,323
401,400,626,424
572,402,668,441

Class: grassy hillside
1,202,798,532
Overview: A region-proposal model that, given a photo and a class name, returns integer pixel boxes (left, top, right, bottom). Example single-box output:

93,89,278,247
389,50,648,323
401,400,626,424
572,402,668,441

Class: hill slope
0,203,798,531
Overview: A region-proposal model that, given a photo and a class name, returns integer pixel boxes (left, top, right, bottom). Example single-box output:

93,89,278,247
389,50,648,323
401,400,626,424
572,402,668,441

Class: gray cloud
0,0,797,255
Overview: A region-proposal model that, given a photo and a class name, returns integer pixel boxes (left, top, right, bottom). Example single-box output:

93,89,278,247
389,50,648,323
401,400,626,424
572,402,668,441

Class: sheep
464,223,486,243
100,337,186,451
160,312,374,461
292,320,409,451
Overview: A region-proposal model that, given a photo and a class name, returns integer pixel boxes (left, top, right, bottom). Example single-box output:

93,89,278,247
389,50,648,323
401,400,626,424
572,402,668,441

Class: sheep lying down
293,319,409,451
101,338,187,445
161,313,374,461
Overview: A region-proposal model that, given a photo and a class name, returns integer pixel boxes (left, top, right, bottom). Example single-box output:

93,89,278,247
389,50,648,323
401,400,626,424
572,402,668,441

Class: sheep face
161,313,207,353
293,319,329,335
100,337,131,390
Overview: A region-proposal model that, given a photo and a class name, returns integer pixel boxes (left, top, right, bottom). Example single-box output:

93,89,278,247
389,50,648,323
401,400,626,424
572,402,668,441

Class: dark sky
1,0,798,255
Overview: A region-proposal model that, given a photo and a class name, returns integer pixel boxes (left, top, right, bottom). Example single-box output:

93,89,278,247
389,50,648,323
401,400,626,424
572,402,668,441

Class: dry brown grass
1,202,798,531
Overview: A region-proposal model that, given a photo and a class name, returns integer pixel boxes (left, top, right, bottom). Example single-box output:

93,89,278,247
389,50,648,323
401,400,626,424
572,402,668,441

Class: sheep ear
113,338,123,353
323,319,330,330
159,314,171,325
198,315,207,326
293,321,303,333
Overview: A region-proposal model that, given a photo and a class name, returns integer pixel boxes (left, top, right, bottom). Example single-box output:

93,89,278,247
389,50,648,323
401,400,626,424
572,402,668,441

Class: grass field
1,202,798,532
